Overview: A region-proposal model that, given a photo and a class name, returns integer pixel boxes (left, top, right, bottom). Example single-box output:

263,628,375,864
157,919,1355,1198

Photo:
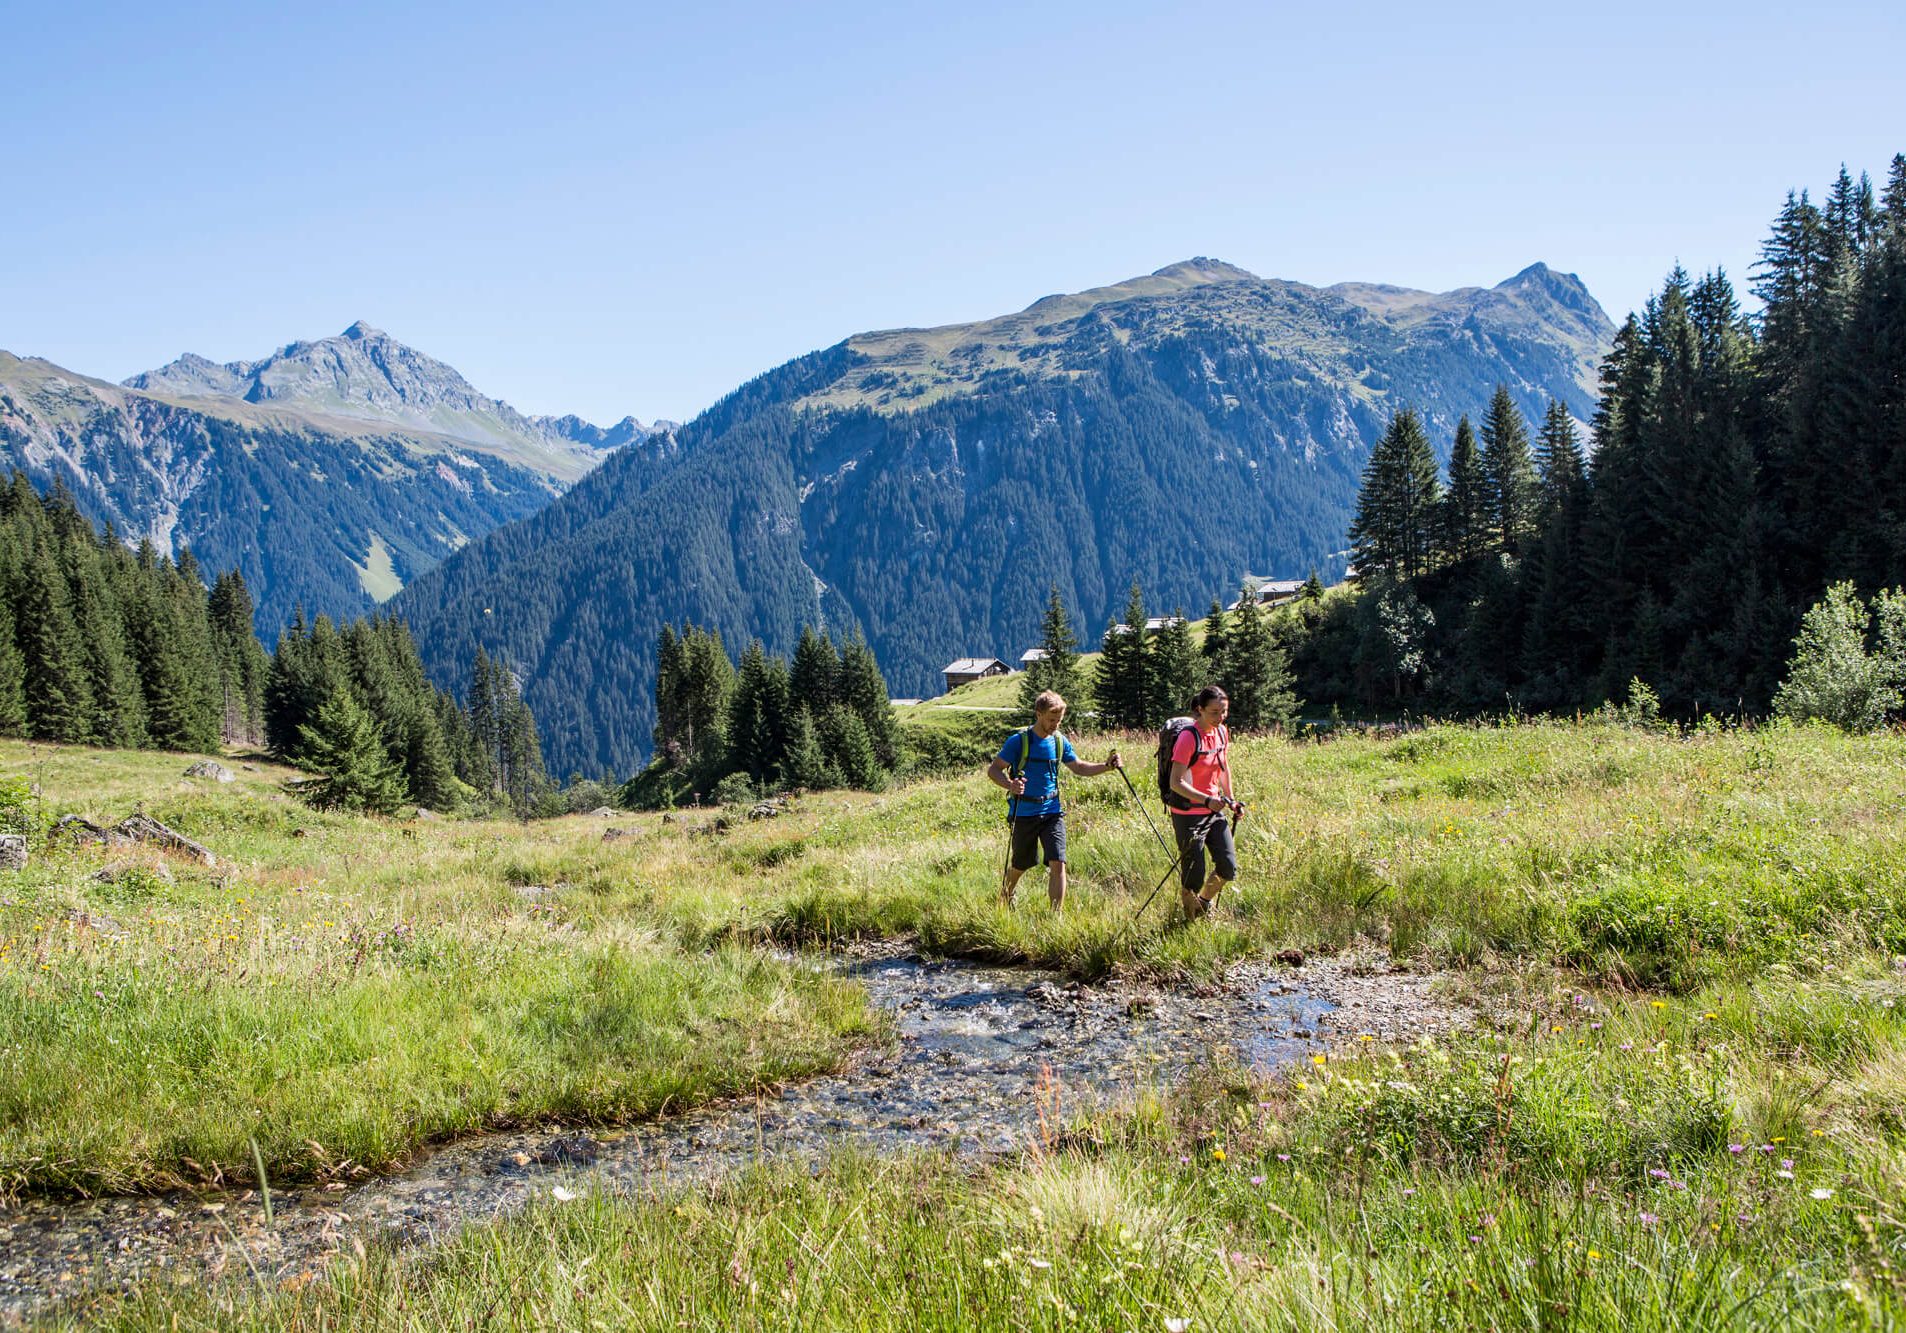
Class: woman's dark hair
1191,685,1228,712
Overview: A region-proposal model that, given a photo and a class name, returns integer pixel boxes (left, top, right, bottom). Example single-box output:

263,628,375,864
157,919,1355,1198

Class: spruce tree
836,629,897,771
1201,598,1230,682
783,707,830,789
1223,588,1298,729
790,627,841,715
1441,416,1491,566
1019,584,1083,716
819,704,879,789
65,541,146,748
728,641,787,786
1349,408,1442,581
1481,386,1539,557
1147,608,1201,723
0,599,26,737
1094,582,1150,729
294,686,409,814
17,542,93,743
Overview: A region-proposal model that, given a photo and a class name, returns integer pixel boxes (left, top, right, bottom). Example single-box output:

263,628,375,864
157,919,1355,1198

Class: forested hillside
1294,155,1906,720
394,259,1612,775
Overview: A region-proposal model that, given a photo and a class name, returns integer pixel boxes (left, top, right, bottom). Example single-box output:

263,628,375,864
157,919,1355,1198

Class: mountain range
0,323,666,634
386,258,1615,775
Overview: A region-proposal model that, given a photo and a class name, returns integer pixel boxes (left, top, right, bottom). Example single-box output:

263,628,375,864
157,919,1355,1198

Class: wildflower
1776,1170,1793,1180
1250,1175,1265,1186
1591,1022,1602,1030
1276,1154,1291,1162
1651,1000,1666,1010
1619,1042,1634,1051
1587,1249,1602,1260
1165,1320,1191,1333
1552,1025,1564,1033
1178,1155,1190,1165
551,1186,580,1203
1028,1258,1051,1270
1648,1168,1669,1180
1312,1053,1327,1066
1812,1129,1825,1137
1359,1034,1375,1042
1401,1188,1417,1196
1811,1187,1834,1200
1639,1212,1658,1225
1294,1079,1308,1091
1468,1235,1482,1244
1212,1148,1226,1163
1702,1012,1718,1020
1728,1144,1744,1154
1781,1159,1793,1169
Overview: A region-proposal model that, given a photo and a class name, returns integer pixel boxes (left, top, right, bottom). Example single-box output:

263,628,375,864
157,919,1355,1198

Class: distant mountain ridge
125,321,670,482
390,258,1615,776
0,325,662,637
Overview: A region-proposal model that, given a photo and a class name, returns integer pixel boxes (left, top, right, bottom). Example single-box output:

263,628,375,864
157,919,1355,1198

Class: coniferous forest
1294,154,1906,720
0,474,550,815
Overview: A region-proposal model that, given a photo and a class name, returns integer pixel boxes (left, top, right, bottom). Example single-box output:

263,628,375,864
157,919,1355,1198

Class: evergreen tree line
265,617,549,814
0,472,266,752
634,623,899,804
1011,580,1299,732
0,472,553,816
1318,153,1906,719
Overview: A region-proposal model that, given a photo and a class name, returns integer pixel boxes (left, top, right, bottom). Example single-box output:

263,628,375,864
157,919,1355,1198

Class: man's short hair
1033,690,1067,716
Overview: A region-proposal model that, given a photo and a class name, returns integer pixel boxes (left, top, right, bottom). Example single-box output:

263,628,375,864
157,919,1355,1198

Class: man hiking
987,690,1122,910
1164,685,1241,920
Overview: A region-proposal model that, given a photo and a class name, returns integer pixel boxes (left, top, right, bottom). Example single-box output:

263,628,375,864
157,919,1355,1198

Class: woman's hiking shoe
1180,889,1206,921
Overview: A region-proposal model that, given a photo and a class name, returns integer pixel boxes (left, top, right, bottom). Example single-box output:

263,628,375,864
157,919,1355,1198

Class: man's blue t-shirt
997,728,1077,818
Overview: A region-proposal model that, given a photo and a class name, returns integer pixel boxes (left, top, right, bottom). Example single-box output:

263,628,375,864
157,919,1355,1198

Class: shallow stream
0,950,1360,1322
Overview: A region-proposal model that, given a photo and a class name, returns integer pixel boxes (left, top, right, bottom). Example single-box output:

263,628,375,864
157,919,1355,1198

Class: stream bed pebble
0,947,1467,1324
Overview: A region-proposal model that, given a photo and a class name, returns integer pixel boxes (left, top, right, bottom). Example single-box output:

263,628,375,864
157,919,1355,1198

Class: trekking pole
1115,763,1174,862
1123,811,1221,932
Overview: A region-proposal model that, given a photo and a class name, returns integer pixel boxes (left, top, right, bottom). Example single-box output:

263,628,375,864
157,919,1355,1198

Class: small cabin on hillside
942,657,1010,692
1018,648,1048,667
1226,578,1306,612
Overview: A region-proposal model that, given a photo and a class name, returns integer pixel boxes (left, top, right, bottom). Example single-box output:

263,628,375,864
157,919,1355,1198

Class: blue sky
5,0,1901,424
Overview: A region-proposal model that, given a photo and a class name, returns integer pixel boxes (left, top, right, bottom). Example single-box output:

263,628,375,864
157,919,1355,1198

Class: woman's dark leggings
1171,810,1238,892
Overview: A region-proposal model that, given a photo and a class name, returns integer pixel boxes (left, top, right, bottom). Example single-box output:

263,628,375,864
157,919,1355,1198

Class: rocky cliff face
392,259,1616,776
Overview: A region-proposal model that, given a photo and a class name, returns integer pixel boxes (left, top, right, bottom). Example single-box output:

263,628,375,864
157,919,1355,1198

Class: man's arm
1065,749,1121,777
986,757,1026,795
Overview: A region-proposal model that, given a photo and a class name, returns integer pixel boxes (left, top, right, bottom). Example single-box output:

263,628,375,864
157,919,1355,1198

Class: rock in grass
112,814,218,867
183,762,236,783
0,834,25,872
591,806,618,818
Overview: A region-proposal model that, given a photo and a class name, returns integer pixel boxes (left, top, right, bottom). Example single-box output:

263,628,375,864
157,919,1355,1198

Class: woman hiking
1164,685,1240,920
986,690,1122,910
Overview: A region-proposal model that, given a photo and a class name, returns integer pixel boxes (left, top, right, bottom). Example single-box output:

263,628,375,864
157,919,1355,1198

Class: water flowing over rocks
0,947,1467,1323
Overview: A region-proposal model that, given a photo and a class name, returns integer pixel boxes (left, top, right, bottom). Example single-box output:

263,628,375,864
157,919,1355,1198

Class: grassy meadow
9,717,1906,1327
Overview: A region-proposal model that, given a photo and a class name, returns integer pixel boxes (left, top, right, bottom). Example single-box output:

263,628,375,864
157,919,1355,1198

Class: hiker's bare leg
1198,873,1230,909
1048,860,1066,910
1001,864,1025,906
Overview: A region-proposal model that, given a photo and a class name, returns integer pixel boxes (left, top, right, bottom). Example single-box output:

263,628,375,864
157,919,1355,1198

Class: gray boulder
183,761,236,783
0,835,25,872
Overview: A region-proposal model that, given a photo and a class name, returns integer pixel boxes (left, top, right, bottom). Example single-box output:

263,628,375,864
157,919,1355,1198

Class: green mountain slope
393,259,1613,777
